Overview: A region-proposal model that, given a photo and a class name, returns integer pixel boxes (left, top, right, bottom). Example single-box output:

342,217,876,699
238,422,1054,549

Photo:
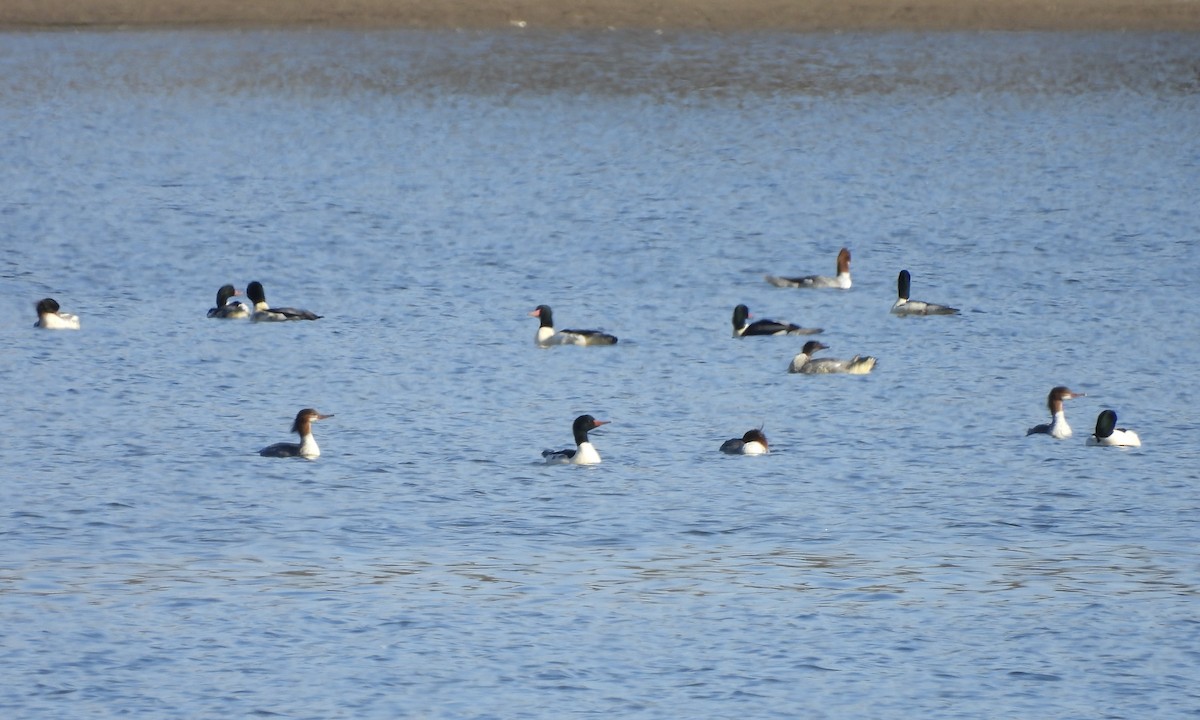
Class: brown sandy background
2,0,1199,32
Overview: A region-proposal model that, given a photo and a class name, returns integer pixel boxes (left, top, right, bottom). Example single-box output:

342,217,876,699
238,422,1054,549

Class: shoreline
2,0,1199,32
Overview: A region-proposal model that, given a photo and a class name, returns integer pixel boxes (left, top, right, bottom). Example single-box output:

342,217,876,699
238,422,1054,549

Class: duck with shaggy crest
259,408,334,458
766,247,852,289
1026,386,1085,439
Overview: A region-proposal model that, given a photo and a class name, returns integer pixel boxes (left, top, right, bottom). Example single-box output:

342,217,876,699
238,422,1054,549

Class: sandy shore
2,0,1198,32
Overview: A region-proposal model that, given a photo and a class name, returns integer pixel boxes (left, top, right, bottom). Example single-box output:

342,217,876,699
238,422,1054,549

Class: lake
1,29,1198,718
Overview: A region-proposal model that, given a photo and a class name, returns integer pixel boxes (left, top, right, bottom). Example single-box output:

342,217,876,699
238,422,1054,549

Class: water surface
1,29,1198,719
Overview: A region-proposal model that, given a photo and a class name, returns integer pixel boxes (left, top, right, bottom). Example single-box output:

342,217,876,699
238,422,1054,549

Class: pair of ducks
528,252,853,347
258,410,609,464
1026,386,1141,447
540,415,769,465
530,301,836,348
208,282,321,322
765,248,960,315
257,411,613,464
733,305,878,374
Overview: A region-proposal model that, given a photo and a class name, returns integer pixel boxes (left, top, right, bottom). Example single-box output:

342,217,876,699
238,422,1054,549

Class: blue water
2,29,1199,718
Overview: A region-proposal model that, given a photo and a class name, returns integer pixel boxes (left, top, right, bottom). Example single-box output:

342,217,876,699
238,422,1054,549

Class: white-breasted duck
766,247,852,289
34,298,80,330
1026,386,1085,439
1086,409,1141,447
259,408,333,458
720,429,769,455
529,305,617,347
542,414,609,464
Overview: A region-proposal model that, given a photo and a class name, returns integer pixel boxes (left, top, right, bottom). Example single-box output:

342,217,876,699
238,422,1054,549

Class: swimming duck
766,247,852,289
1086,409,1141,447
542,414,609,464
207,284,250,319
259,408,333,458
788,341,876,374
720,428,769,455
34,298,80,330
529,305,617,347
1026,386,1085,439
731,304,823,337
247,281,322,322
890,270,959,316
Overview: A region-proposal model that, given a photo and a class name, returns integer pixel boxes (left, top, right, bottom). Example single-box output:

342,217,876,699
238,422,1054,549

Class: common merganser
890,270,959,316
1026,386,1084,439
259,408,333,458
542,414,609,464
34,298,80,330
732,304,822,337
1087,409,1141,447
247,281,322,322
207,284,250,319
765,247,852,289
529,305,617,347
720,429,769,455
788,341,877,374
